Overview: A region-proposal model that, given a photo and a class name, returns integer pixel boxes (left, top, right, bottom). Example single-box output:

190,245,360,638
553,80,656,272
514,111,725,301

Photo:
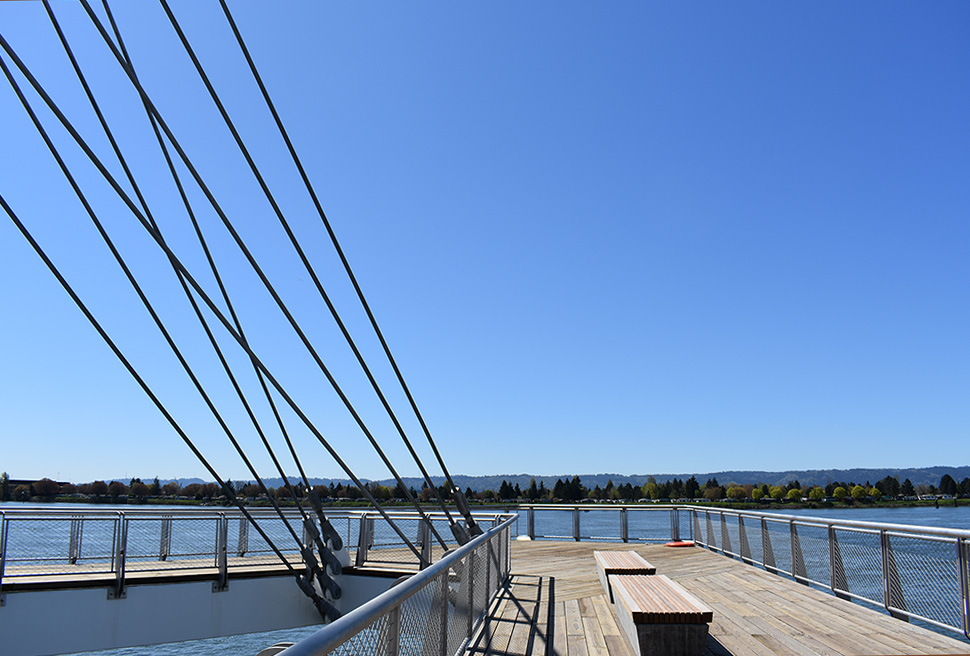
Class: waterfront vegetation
2,471,967,509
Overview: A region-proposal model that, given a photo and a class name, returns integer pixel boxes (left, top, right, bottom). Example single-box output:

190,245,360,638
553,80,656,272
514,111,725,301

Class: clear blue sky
1,1,967,484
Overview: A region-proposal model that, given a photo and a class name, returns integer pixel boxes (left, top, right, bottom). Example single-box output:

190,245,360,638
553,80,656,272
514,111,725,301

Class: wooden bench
609,574,714,656
593,550,656,602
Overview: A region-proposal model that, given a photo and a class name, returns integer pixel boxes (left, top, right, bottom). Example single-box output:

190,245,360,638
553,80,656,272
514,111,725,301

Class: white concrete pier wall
1,577,321,656
0,572,398,656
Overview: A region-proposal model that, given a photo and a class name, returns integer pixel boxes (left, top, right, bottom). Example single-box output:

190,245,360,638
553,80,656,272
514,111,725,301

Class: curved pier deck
469,541,970,656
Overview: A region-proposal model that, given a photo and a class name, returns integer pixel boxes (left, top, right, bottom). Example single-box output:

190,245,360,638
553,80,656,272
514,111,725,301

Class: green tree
642,482,659,500
33,478,60,497
900,479,916,496
526,478,539,501
726,486,748,500
833,486,847,500
1,472,10,501
939,474,958,496
958,478,970,497
130,481,149,499
809,487,825,501
752,487,764,501
769,486,786,501
786,488,801,501
851,485,867,500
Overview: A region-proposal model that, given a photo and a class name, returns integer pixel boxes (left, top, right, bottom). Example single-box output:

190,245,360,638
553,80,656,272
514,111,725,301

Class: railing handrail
279,514,518,656
680,505,970,540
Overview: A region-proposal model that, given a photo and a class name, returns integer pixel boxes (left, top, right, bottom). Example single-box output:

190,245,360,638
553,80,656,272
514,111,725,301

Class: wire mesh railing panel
471,542,490,629
889,533,963,630
166,517,220,561
764,519,792,574
580,508,621,541
400,575,440,656
626,509,674,542
720,513,740,557
2,517,78,573
740,515,763,565
329,616,389,656
832,527,883,605
1,516,117,576
795,522,831,588
242,515,302,565
532,508,575,540
446,568,469,656
123,518,169,571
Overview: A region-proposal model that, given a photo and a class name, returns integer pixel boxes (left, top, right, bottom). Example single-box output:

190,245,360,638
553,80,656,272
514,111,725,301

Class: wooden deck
468,540,970,656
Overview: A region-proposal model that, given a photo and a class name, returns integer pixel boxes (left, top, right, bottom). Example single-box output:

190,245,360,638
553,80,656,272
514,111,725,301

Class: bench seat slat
593,550,656,573
610,574,714,625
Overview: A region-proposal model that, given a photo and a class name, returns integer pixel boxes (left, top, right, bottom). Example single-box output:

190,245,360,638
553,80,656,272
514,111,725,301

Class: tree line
3,471,969,504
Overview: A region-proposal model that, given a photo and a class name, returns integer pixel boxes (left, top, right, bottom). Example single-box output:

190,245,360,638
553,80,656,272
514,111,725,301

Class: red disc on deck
664,540,694,547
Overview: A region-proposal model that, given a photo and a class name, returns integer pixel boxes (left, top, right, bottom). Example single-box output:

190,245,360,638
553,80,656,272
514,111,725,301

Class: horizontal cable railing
278,515,516,656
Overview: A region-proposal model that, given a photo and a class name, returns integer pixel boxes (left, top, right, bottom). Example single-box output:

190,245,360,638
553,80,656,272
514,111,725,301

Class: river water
3,503,966,654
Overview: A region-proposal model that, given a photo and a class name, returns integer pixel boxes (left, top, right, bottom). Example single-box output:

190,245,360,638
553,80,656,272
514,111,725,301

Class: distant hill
220,466,969,492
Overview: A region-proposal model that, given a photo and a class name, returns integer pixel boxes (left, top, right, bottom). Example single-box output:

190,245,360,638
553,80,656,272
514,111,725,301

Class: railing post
720,513,733,555
705,513,716,551
419,518,432,570
485,538,493,599
880,530,907,620
527,507,535,539
214,514,228,592
237,516,249,557
620,507,628,543
159,515,172,561
671,509,680,542
738,516,752,564
438,571,449,656
465,549,476,638
355,514,372,568
958,537,969,640
383,605,401,656
0,514,8,607
693,510,702,545
573,508,580,541
791,522,807,584
69,515,83,565
829,526,849,599
110,513,127,600
762,518,777,574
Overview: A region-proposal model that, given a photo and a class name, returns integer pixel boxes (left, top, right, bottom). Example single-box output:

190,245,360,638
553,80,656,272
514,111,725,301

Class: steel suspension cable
156,0,452,546
217,0,480,537
92,0,343,569
217,0,464,529
0,40,309,564
0,23,427,565
0,193,338,621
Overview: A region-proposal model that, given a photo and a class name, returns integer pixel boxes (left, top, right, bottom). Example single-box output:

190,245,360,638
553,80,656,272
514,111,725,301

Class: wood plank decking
469,540,970,656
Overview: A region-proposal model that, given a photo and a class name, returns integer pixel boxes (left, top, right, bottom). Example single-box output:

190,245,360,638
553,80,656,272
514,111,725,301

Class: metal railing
688,506,970,640
518,504,687,542
278,515,516,656
0,507,510,602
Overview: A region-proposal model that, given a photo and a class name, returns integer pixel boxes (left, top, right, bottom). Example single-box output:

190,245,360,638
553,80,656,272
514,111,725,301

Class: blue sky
1,1,967,484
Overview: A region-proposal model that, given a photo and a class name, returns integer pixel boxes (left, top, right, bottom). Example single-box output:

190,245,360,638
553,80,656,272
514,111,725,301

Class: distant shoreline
1,496,962,510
